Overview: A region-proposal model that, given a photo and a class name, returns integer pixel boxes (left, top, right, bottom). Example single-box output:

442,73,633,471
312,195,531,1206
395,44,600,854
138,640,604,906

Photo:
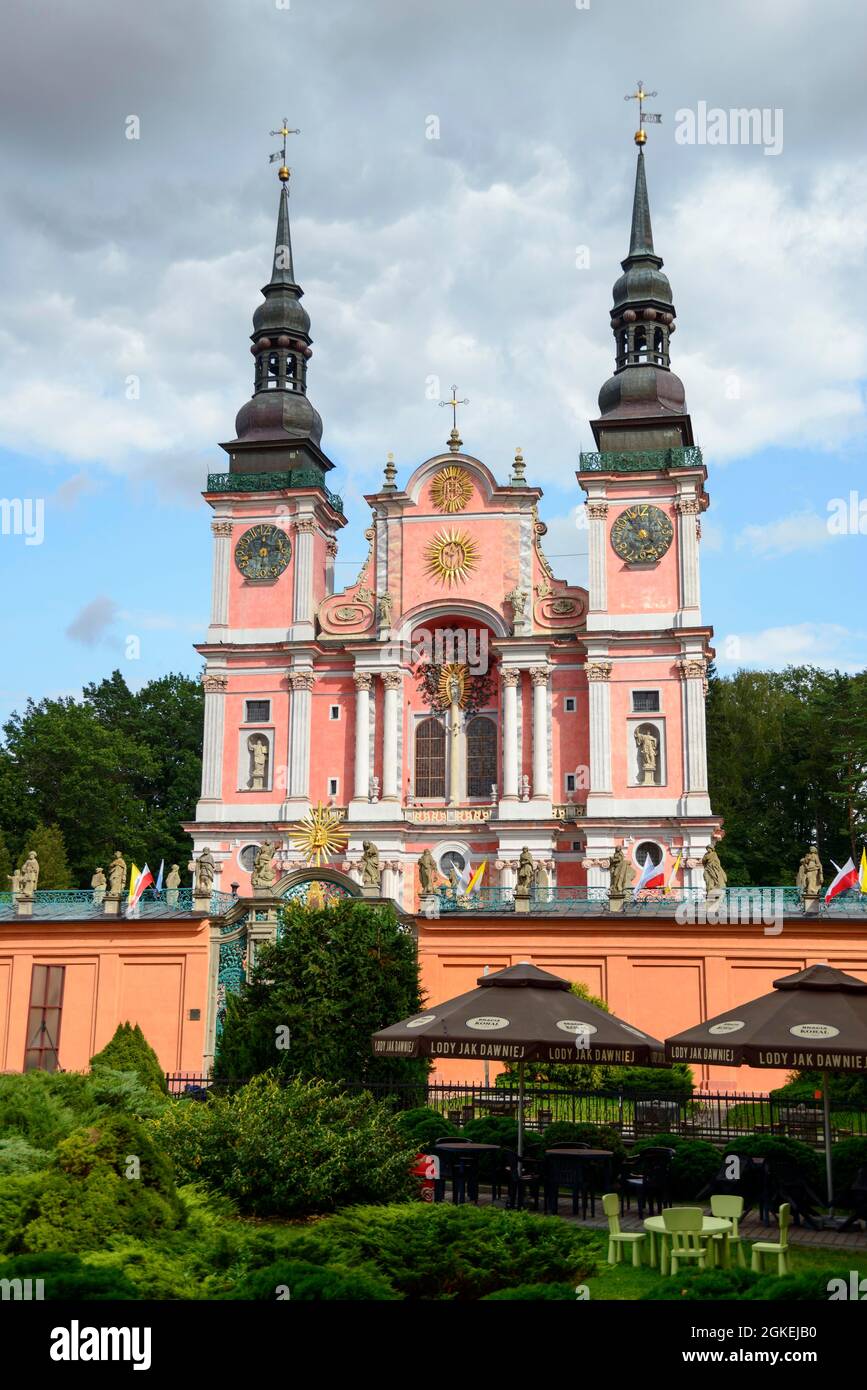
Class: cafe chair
602,1193,645,1268
751,1203,791,1276
620,1147,675,1218
433,1137,473,1204
662,1207,707,1275
499,1149,542,1211
709,1193,747,1268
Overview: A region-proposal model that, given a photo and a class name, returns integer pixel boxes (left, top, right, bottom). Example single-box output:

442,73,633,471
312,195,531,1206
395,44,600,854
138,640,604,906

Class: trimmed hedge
632,1134,720,1199
543,1121,627,1161
392,1107,459,1152
0,1251,139,1300
90,1022,168,1097
269,1203,597,1300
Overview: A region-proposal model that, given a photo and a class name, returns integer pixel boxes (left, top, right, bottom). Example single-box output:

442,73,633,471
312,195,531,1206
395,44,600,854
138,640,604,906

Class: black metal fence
164,1073,867,1147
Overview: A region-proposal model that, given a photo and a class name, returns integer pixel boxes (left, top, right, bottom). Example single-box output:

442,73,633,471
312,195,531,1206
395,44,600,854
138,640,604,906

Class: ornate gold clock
610,505,673,565
425,528,479,587
431,466,472,513
234,524,292,581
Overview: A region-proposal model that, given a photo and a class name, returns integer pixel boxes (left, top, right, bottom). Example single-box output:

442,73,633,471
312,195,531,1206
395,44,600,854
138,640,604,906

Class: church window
267,351,280,386
564,696,577,712
245,700,270,723
565,773,577,793
24,965,65,1072
466,715,497,798
634,326,647,358
632,690,660,713
329,705,341,720
635,841,663,868
239,844,259,871
415,716,446,798
328,777,339,797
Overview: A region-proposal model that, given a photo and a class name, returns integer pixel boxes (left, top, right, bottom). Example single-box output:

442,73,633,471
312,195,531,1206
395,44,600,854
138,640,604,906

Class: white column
676,497,701,620
680,658,709,794
293,516,316,628
381,672,402,801
586,501,609,614
287,671,314,799
500,668,520,800
209,521,233,629
353,672,373,801
586,661,613,801
200,674,227,799
530,666,551,800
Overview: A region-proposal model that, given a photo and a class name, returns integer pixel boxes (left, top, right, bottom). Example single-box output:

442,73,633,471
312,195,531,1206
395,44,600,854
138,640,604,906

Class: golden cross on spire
438,384,469,453
624,81,661,146
438,384,469,431
269,118,301,182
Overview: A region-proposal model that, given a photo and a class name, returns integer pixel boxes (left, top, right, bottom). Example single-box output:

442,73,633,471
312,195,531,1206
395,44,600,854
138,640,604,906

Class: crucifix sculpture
269,118,301,181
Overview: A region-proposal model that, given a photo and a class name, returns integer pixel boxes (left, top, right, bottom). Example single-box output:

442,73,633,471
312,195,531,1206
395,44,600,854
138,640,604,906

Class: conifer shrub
90,1023,168,1097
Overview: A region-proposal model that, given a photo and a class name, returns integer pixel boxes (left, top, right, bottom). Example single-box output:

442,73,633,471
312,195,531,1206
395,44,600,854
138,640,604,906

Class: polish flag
633,852,665,897
825,858,859,903
129,863,154,908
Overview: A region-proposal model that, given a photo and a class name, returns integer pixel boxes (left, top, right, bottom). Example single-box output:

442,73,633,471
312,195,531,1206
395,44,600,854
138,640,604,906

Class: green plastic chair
751,1203,791,1276
710,1193,747,1269
602,1192,645,1267
662,1206,707,1275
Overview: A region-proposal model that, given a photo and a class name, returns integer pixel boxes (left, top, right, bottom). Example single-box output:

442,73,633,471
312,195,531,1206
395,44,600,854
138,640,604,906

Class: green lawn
583,1232,867,1300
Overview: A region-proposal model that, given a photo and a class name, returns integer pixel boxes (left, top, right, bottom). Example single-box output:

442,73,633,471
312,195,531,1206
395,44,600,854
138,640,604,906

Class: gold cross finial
438,384,469,431
269,118,301,182
438,384,469,452
624,81,660,146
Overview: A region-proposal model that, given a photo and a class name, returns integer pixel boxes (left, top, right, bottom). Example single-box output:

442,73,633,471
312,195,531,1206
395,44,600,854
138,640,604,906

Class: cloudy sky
0,0,865,724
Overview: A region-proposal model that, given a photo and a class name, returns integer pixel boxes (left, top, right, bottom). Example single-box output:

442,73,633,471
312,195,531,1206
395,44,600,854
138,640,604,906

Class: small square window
564,696,577,713
328,778,339,796
329,705,341,720
245,700,270,723
632,690,660,713
572,841,583,852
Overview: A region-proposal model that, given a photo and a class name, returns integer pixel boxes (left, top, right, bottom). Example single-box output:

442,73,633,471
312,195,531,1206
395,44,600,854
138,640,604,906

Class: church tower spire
220,137,336,488
591,142,693,453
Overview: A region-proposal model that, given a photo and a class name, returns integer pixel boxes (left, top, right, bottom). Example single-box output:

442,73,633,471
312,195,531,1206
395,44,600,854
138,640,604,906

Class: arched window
415,716,446,798
466,715,497,798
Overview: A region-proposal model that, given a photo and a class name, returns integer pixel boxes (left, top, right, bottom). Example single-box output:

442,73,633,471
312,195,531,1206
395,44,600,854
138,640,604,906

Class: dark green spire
269,182,298,288
626,148,659,263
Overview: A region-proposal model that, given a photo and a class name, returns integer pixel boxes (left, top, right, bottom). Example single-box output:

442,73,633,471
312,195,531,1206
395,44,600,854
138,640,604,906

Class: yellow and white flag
664,851,682,895
466,861,487,895
128,864,141,904
860,848,867,894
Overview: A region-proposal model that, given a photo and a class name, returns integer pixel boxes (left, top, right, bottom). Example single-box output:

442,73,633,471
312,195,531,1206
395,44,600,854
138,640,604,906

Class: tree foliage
215,899,429,1087
0,670,203,883
19,824,73,890
706,665,867,884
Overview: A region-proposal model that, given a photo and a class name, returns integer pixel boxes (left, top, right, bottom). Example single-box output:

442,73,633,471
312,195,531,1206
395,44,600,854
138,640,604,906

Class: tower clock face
234,524,292,581
610,505,673,565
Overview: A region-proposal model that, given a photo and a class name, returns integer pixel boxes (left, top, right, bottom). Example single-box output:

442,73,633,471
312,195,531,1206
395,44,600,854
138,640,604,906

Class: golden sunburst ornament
431,466,472,514
425,528,478,587
290,802,348,868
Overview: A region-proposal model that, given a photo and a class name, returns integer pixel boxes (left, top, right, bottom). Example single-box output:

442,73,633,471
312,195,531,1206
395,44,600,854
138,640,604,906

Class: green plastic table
643,1214,732,1276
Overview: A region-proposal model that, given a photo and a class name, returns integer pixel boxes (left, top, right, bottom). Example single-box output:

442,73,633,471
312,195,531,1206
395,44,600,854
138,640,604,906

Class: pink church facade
188,147,721,911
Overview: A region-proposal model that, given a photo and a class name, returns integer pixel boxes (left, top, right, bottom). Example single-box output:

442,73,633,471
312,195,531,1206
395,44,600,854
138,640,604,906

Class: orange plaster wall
0,919,212,1075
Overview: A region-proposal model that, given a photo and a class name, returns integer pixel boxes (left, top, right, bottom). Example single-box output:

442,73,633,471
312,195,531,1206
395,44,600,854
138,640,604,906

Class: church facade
188,144,721,910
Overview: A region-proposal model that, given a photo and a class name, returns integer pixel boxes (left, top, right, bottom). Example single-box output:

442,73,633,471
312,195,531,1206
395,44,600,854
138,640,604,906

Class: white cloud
717,622,866,671
736,509,833,558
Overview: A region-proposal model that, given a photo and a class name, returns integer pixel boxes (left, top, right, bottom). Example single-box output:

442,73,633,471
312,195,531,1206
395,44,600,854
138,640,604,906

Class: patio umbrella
372,962,666,1156
665,964,867,1212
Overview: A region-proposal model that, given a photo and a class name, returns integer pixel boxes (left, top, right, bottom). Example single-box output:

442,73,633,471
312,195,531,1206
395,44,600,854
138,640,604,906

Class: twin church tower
188,123,720,908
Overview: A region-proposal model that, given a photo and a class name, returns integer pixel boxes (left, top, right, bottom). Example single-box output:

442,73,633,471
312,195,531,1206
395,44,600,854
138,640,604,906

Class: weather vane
269,118,301,182
624,82,661,146
438,384,469,452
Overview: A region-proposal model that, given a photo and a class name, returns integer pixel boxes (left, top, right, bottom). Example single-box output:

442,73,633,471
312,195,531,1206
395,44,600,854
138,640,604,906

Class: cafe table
643,1213,733,1276
434,1142,501,1204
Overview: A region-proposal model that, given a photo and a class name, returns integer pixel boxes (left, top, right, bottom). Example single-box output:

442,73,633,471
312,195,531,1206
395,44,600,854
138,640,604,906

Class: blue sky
0,0,864,728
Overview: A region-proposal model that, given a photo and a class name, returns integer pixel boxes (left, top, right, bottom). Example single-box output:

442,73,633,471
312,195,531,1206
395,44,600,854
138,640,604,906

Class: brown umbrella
372,962,666,1155
665,964,867,1210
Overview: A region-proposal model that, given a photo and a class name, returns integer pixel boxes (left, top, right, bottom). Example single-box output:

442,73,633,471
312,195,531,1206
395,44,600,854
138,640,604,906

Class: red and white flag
633,852,665,897
825,858,859,903
129,862,154,908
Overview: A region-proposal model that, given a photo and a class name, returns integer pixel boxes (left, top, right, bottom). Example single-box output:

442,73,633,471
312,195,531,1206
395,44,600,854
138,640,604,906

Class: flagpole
482,964,490,1088
822,1070,834,1216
